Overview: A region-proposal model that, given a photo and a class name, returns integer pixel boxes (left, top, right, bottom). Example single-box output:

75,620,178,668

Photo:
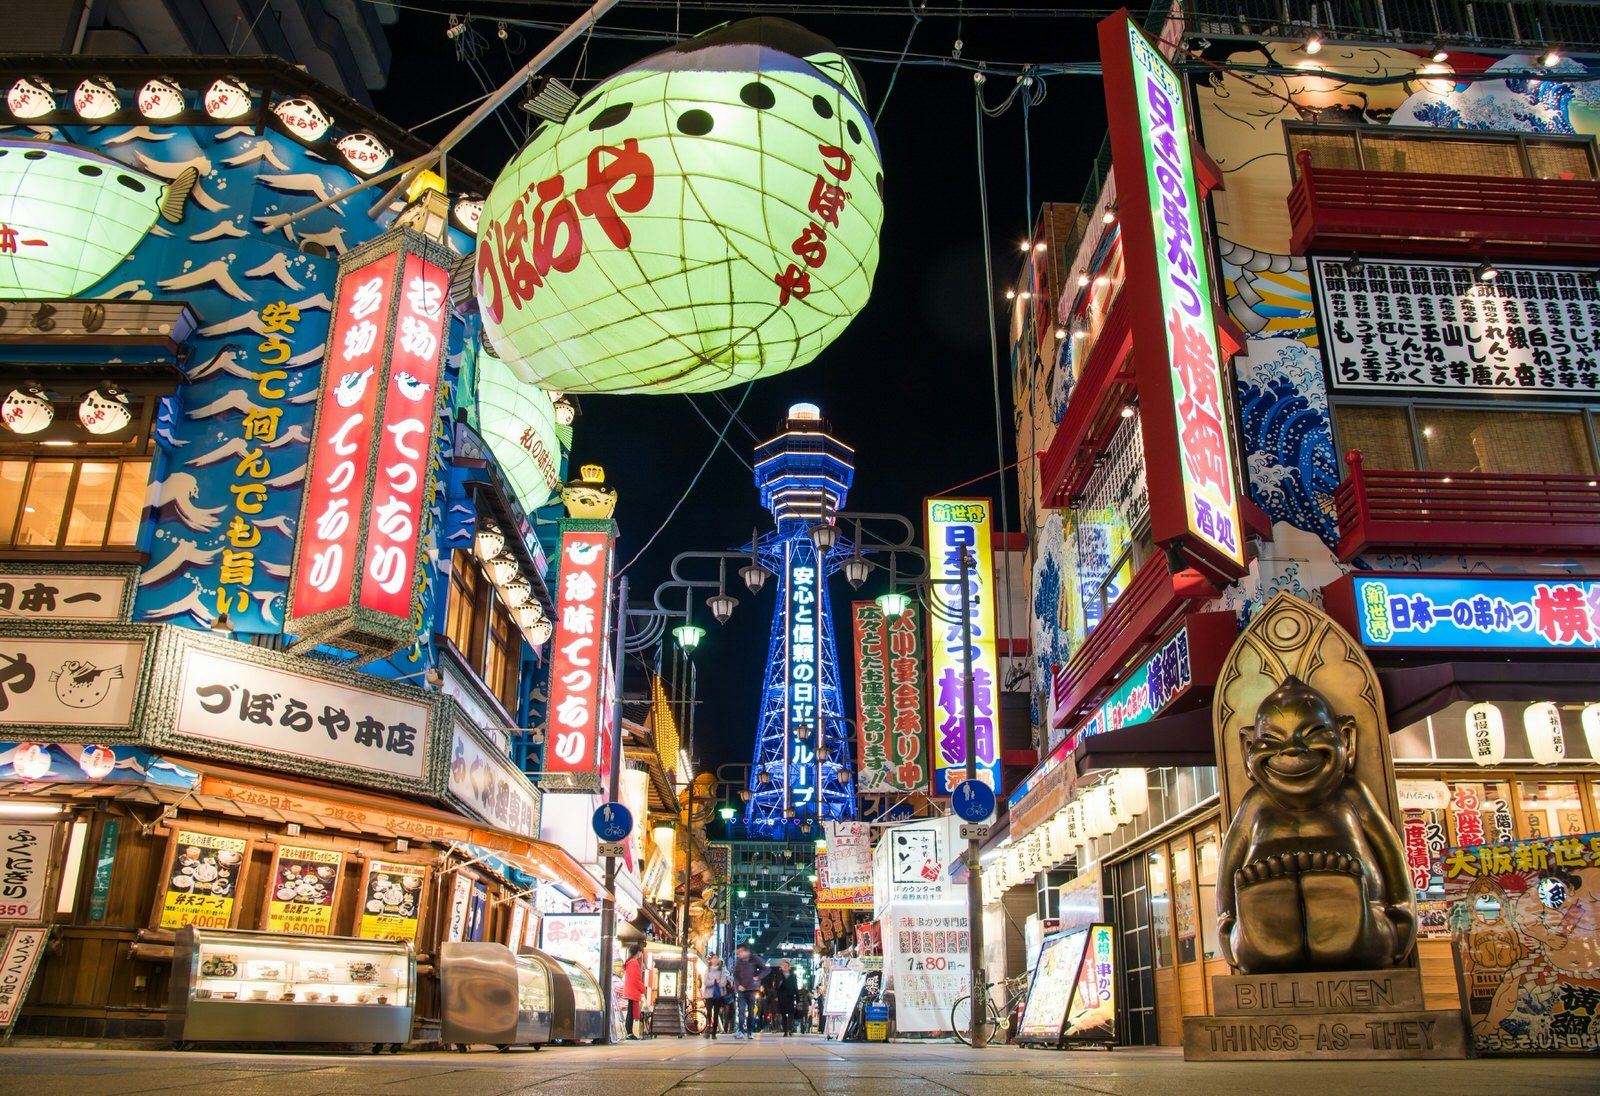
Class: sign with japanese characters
157,828,247,930
285,236,450,660
448,714,540,838
1017,926,1090,1044
883,907,970,1033
545,526,615,781
0,570,130,621
0,926,48,1035
1073,624,1194,742
1338,574,1600,651
1313,257,1600,397
1100,14,1244,571
173,645,431,782
1063,923,1117,1045
924,499,1002,796
0,823,54,923
786,541,822,811
540,912,603,981
1440,832,1600,1053
852,601,929,794
873,816,963,916
264,843,342,936
817,821,872,909
0,635,146,730
357,859,427,943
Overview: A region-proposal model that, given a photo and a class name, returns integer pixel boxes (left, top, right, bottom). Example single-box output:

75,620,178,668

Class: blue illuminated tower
744,403,857,838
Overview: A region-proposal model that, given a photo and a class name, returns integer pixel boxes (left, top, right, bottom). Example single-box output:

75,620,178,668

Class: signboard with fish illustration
0,631,152,731
475,17,884,394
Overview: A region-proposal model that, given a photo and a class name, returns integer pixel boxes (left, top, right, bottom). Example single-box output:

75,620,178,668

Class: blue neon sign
1348,575,1600,651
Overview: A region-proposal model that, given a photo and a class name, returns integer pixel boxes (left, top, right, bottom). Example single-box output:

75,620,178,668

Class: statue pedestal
1182,968,1468,1061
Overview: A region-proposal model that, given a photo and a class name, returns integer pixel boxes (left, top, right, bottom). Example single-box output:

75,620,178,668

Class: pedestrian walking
621,943,646,1040
774,960,800,1036
729,943,766,1039
701,953,733,1039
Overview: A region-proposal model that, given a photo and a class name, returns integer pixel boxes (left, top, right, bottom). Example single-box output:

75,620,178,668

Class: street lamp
809,511,841,552
718,805,737,822
876,590,911,617
739,530,771,594
841,547,873,589
673,623,706,652
707,589,738,624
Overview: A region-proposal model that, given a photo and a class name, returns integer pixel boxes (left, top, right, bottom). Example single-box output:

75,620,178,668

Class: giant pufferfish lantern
474,18,884,395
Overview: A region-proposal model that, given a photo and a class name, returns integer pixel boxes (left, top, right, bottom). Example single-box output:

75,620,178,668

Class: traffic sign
598,841,627,859
952,779,996,823
960,824,991,841
592,802,634,842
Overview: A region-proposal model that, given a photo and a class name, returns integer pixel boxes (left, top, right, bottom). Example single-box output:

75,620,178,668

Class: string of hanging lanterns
474,519,554,648
983,768,1152,901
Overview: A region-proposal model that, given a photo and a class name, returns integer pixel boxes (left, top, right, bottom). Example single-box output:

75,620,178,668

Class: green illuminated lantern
0,138,196,299
476,348,567,512
475,18,884,394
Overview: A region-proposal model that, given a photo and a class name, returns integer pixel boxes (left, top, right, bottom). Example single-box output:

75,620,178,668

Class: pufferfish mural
475,17,884,394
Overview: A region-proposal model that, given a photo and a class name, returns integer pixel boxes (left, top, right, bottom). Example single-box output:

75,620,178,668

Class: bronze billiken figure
1217,675,1417,973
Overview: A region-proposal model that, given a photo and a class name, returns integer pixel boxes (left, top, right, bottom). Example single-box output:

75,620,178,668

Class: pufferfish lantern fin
159,166,199,224
521,76,579,124
804,52,866,109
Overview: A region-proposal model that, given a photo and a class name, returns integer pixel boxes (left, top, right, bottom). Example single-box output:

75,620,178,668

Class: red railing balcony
1037,290,1135,510
1333,450,1600,562
1287,151,1600,260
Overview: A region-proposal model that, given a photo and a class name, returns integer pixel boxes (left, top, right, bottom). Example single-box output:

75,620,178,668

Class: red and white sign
291,251,399,622
359,254,447,619
0,925,49,1032
0,823,54,923
545,528,613,777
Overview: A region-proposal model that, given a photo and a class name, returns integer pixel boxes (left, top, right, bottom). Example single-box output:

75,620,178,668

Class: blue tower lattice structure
744,404,858,838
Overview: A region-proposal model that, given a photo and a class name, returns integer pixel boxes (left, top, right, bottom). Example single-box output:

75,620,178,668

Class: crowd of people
701,944,813,1039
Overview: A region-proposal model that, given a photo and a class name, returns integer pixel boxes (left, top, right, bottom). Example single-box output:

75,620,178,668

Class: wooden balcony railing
1333,450,1600,562
1287,151,1600,259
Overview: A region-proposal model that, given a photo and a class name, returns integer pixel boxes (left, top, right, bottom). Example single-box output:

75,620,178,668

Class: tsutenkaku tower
744,403,857,838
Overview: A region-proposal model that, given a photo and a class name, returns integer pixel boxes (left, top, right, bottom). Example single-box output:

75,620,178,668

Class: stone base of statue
1182,968,1469,1061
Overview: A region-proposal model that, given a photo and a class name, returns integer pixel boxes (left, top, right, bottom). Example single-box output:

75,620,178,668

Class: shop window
485,601,521,715
1527,139,1599,181
0,457,151,550
1148,847,1173,969
444,548,523,716
1193,828,1222,962
1417,408,1594,476
1286,123,1598,182
1171,836,1198,964
1516,780,1587,840
1334,404,1415,471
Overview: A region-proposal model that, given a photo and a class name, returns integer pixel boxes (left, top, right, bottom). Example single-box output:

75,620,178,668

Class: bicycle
950,972,1030,1046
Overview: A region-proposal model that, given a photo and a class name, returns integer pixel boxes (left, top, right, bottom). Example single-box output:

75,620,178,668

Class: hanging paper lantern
487,551,519,585
1523,702,1567,765
137,77,184,120
1584,704,1600,763
8,77,57,119
474,520,506,559
501,575,532,607
476,348,564,512
1116,768,1150,817
475,17,884,395
273,97,333,142
527,616,554,645
1064,801,1085,850
79,387,132,434
204,77,252,119
2,385,53,434
453,196,483,234
516,602,546,630
78,744,117,780
73,77,120,120
1465,702,1506,767
11,742,52,780
336,131,392,175
1084,786,1116,837
0,137,198,300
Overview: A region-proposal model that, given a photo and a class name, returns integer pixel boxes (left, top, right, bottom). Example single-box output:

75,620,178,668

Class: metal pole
959,545,989,1049
679,771,692,1013
597,573,628,1044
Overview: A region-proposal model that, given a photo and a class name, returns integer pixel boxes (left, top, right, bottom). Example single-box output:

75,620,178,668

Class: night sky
374,2,1109,775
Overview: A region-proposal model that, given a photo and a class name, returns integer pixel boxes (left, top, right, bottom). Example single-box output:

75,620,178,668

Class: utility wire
874,1,925,126
683,394,757,472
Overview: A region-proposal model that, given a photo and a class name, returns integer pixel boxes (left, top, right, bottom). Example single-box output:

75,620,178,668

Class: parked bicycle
950,972,1030,1046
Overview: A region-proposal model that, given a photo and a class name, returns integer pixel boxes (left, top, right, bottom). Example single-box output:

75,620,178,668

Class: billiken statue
1217,675,1417,973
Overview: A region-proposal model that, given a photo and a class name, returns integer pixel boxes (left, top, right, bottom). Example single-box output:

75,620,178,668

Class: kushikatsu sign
544,525,615,785
1099,11,1244,573
285,231,451,661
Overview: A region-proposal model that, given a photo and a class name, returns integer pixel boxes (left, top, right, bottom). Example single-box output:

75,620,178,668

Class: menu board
1016,930,1090,1043
0,823,55,924
1062,923,1116,1044
357,859,427,943
157,829,247,929
264,844,342,936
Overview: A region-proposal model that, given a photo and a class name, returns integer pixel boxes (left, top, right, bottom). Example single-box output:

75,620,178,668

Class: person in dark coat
729,943,766,1039
772,960,801,1036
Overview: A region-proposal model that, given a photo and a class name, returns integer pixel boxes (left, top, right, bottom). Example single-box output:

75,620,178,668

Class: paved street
3,1035,1597,1094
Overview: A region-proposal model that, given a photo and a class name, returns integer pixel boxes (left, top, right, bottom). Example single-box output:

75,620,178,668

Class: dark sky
373,2,1109,775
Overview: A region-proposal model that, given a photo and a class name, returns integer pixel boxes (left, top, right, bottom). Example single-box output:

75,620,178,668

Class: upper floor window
1335,400,1600,478
444,548,522,717
1286,123,1598,182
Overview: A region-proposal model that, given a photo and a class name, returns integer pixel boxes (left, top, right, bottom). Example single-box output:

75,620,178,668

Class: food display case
549,954,606,1043
439,942,553,1051
167,926,415,1050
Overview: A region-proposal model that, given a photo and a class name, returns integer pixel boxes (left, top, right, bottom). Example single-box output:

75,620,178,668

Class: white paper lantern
2,385,53,434
1584,704,1600,763
1064,801,1086,849
453,196,483,234
337,132,392,175
78,744,116,780
73,77,119,120
7,77,56,119
1085,786,1116,837
1115,768,1150,817
1523,702,1567,765
516,602,546,630
1465,702,1506,767
204,77,252,120
474,520,506,559
526,617,554,645
501,575,532,607
79,388,131,435
273,97,333,142
11,742,51,780
487,551,519,585
137,77,184,120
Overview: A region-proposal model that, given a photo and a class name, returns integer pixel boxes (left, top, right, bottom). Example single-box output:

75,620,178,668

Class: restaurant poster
0,823,56,924
357,859,427,943
156,829,247,930
0,926,50,1037
1440,831,1600,1053
264,843,342,936
884,907,970,1033
1062,923,1116,1045
1016,923,1117,1046
1016,929,1091,1044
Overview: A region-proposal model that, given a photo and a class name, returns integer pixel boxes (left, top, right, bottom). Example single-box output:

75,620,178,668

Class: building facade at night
999,1,1600,1052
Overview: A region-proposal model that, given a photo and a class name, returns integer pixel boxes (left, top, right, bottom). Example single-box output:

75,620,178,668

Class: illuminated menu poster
357,859,427,943
1016,929,1091,1043
1062,923,1117,1044
157,829,246,930
265,843,342,936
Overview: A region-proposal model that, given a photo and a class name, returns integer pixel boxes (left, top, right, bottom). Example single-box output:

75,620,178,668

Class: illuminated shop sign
924,497,1001,795
1074,624,1193,743
545,527,614,780
851,599,929,794
1332,574,1600,651
1100,14,1244,571
787,541,820,810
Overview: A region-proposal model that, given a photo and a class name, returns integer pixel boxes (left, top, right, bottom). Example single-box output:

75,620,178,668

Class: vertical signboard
852,601,929,794
0,926,49,1038
264,843,342,936
155,829,248,930
786,541,820,813
286,233,452,660
1099,12,1244,573
545,526,614,783
924,498,1002,796
357,859,427,943
0,823,55,923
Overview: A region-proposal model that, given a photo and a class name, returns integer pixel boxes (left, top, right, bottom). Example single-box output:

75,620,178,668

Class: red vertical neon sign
545,528,614,777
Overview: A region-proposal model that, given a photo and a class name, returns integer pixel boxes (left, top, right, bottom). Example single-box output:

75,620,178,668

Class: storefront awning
1378,660,1600,728
1070,700,1216,772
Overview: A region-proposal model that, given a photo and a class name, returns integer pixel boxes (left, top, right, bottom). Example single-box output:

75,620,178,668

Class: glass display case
439,942,553,1050
167,926,415,1050
550,954,605,1043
